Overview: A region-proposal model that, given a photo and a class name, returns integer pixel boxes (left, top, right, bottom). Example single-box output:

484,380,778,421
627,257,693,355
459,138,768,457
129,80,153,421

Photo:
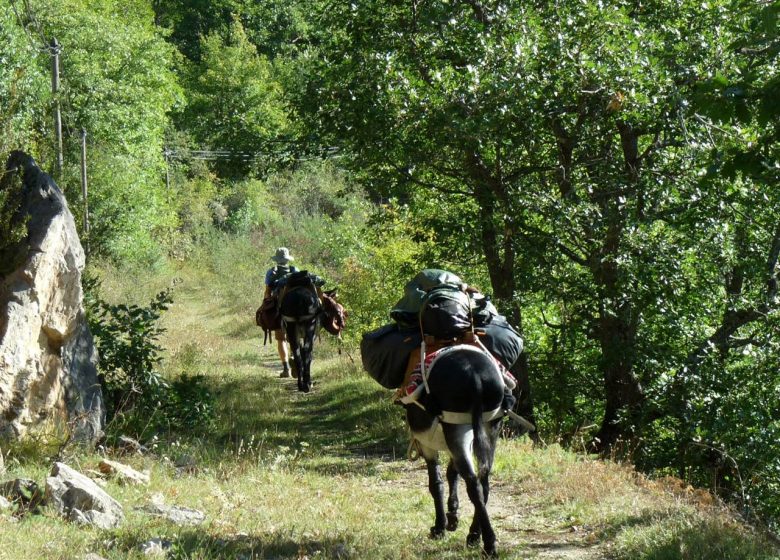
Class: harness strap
281,313,318,323
439,407,504,425
506,409,537,433
420,339,429,394
406,344,505,405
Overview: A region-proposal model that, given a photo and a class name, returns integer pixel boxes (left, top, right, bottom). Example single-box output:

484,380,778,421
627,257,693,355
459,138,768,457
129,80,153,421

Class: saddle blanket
399,343,516,405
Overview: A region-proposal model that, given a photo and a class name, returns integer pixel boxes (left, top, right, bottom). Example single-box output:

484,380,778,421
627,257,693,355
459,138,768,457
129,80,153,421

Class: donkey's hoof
466,532,481,547
429,526,445,540
446,513,459,531
483,544,498,557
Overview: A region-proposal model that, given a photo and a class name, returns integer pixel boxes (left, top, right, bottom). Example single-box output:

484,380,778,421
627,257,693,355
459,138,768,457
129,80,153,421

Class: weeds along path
153,280,608,559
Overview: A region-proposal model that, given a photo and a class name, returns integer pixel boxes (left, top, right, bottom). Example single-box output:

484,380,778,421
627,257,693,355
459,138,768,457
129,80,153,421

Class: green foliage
23,0,182,263
175,174,220,241
0,5,48,163
0,167,28,276
177,17,289,178
694,1,778,185
161,373,216,433
291,0,780,527
153,0,312,61
84,277,215,437
267,160,353,221
321,201,432,342
220,178,275,234
85,280,172,418
4,0,779,535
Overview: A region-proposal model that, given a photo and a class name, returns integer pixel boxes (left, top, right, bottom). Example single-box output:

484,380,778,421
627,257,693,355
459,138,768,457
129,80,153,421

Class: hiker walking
265,247,298,377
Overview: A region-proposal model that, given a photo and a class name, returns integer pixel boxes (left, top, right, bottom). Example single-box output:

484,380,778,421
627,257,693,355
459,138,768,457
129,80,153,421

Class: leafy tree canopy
177,17,290,177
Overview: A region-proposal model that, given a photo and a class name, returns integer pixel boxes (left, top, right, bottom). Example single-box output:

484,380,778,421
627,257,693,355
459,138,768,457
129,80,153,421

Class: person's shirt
265,264,298,288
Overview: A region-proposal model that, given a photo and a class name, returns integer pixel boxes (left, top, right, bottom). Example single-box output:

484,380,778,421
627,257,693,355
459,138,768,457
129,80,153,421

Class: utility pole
80,128,89,250
51,38,63,177
164,147,170,190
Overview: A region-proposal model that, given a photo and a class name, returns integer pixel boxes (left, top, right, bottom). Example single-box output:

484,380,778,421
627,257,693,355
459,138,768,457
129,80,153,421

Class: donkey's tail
471,377,490,477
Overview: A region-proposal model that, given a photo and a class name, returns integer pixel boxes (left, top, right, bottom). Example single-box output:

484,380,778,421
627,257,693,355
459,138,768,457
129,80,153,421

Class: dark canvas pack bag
419,284,472,339
361,324,423,389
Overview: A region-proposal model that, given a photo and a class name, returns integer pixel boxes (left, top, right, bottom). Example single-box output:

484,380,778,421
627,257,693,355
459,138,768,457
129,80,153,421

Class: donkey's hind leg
446,460,460,532
285,323,305,392
417,443,447,539
478,419,501,505
444,424,497,556
299,320,316,392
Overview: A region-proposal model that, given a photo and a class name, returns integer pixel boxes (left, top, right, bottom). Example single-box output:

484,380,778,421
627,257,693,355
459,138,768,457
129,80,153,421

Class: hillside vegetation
1,247,777,559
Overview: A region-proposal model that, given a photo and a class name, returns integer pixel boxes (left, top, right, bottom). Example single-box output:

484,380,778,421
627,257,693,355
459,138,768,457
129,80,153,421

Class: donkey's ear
325,289,338,298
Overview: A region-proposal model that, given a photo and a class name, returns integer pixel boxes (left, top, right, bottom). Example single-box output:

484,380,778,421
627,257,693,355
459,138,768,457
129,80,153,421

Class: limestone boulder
0,151,104,444
139,493,206,526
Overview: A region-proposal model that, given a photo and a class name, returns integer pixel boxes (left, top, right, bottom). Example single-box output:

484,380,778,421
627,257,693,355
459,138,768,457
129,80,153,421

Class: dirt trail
374,460,606,560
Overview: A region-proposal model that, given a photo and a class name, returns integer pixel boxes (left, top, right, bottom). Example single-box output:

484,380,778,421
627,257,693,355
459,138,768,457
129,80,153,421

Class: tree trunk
471,176,537,439
590,310,644,453
587,191,644,453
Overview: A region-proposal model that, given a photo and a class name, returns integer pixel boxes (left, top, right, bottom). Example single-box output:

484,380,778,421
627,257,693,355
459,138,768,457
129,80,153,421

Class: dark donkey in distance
406,345,506,556
278,271,345,392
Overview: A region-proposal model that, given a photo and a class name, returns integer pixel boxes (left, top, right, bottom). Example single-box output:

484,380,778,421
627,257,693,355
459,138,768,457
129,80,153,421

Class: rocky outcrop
139,493,205,526
0,151,103,444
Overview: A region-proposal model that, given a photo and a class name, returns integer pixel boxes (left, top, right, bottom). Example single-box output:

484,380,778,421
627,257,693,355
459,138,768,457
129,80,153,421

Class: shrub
0,165,28,276
84,277,215,438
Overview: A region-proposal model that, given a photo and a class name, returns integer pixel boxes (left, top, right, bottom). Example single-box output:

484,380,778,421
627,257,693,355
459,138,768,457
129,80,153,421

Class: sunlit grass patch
493,439,778,559
607,513,779,560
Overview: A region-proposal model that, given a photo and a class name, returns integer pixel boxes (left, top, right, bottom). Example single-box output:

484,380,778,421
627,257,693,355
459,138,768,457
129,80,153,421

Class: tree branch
458,0,493,25
766,224,780,301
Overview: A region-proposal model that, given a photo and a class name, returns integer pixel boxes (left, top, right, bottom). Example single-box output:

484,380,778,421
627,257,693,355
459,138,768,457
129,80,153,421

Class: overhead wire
165,146,339,162
8,0,341,167
20,0,54,52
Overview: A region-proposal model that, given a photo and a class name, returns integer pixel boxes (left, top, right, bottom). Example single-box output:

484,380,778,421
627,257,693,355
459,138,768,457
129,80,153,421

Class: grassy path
1,270,776,559
156,277,607,559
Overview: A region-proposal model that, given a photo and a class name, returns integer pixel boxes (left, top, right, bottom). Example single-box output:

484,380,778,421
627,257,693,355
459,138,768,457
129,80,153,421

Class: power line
165,146,339,162
21,0,53,52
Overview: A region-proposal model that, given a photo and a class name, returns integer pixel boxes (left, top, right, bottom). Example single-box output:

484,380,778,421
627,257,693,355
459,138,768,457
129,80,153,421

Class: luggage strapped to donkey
411,289,535,432
257,295,282,345
360,268,535,431
275,270,346,337
411,282,518,410
361,269,523,390
278,270,323,325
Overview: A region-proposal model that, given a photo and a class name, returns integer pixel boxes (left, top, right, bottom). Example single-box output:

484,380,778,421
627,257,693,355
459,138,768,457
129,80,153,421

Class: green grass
1,241,778,559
